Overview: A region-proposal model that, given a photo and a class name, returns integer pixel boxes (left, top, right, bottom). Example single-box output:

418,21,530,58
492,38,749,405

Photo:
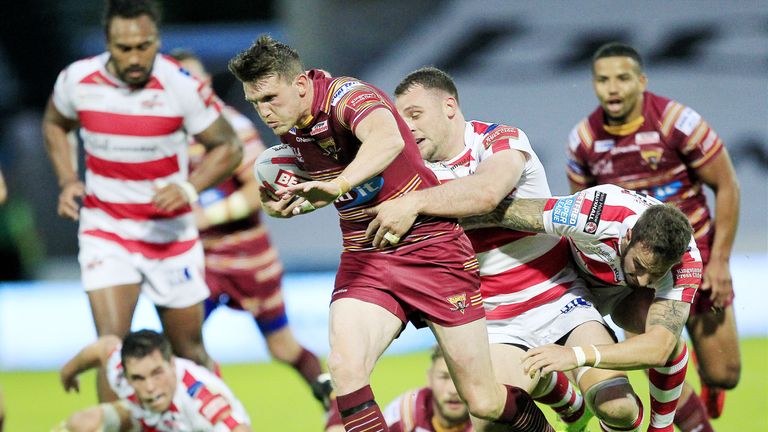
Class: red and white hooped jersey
106,346,250,431
428,120,577,320
52,52,221,259
542,184,702,302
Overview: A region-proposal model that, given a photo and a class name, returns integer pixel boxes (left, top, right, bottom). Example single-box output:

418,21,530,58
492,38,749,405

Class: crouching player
55,330,251,432
465,184,702,432
384,345,472,432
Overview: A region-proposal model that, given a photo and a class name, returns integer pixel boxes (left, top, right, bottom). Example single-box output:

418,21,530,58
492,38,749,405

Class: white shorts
78,234,209,309
486,284,605,348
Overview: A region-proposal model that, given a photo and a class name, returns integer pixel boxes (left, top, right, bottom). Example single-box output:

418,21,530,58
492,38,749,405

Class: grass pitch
1,338,765,431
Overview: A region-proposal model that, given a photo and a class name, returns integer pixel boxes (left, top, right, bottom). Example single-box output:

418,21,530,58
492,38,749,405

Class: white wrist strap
177,181,199,203
591,344,602,368
572,346,586,367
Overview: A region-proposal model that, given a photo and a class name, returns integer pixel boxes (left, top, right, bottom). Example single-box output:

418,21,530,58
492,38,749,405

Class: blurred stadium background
0,0,766,430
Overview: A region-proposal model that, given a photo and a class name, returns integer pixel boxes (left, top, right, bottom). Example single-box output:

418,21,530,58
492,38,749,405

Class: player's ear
625,228,633,243
638,73,648,90
444,96,458,119
295,73,309,96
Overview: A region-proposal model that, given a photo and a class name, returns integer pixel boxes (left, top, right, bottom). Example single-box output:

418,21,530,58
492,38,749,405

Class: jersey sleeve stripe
660,102,684,138
577,121,594,149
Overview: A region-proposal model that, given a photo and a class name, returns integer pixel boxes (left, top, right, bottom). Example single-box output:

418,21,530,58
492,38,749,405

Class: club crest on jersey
317,137,340,160
640,147,663,170
446,293,468,314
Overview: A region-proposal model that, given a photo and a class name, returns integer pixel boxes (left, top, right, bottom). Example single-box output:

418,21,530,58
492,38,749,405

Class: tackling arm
459,196,549,233
522,298,689,373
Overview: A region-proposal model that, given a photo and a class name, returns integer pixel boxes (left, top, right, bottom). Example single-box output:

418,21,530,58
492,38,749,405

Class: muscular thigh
566,321,627,390
489,343,538,393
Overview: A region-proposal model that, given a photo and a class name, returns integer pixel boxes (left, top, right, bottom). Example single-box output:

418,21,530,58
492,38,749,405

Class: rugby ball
254,144,311,197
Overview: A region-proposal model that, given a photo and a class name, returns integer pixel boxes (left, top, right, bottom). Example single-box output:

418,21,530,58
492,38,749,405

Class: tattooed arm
460,197,549,232
522,297,690,373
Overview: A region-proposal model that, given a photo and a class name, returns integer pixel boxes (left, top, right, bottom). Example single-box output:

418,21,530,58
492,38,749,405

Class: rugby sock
533,371,586,423
291,347,323,385
500,384,555,431
337,385,388,432
599,395,643,431
647,344,689,432
673,392,714,432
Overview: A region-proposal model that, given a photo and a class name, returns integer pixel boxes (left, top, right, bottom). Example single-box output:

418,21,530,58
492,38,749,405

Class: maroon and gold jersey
280,69,458,252
566,91,724,249
384,387,472,432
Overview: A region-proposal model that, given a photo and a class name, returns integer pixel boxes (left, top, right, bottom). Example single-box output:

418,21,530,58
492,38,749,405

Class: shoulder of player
57,54,109,83
475,122,527,147
568,116,596,152
152,55,208,91
651,92,703,138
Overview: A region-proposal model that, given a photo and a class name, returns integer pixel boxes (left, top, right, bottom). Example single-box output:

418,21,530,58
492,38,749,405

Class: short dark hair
121,329,172,366
429,344,445,363
228,34,305,84
630,204,692,267
103,0,162,37
592,42,643,72
394,67,460,104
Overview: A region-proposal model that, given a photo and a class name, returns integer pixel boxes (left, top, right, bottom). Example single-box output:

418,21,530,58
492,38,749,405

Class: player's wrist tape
573,346,587,367
590,344,602,368
203,192,251,226
177,181,199,203
331,175,352,199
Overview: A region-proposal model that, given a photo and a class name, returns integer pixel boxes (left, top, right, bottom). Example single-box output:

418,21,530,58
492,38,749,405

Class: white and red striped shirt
542,184,702,303
106,346,250,431
52,52,221,259
428,121,576,320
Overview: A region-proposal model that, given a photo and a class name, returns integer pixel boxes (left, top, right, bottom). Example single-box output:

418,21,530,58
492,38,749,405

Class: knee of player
586,377,640,426
700,361,741,390
326,350,373,388
461,386,506,420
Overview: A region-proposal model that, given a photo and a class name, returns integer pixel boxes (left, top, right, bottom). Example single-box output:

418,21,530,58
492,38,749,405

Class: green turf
1,338,765,431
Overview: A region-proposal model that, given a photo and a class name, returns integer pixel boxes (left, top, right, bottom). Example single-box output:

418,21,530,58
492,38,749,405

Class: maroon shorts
332,231,484,328
690,242,735,315
205,266,285,322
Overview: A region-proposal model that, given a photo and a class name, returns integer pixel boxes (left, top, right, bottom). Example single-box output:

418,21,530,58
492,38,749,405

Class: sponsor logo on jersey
641,180,682,202
141,94,163,109
594,139,615,152
337,176,384,209
560,297,593,314
592,158,614,176
310,120,329,136
199,188,226,207
295,136,315,143
610,144,640,155
317,137,340,160
640,147,663,170
446,292,468,314
347,91,380,111
330,81,361,106
551,193,584,227
674,107,701,135
482,125,519,149
583,191,606,234
635,131,660,145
